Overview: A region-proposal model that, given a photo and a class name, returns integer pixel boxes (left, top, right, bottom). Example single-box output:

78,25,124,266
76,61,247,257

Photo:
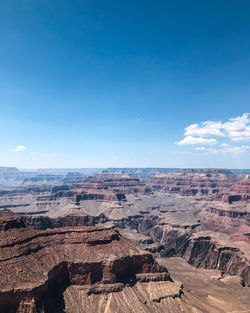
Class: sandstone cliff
0,210,186,313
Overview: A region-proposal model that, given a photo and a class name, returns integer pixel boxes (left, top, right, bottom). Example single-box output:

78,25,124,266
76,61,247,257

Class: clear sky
1,0,250,168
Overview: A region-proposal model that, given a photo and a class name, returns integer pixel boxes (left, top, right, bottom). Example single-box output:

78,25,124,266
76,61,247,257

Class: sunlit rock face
224,179,250,203
0,210,185,313
147,169,236,197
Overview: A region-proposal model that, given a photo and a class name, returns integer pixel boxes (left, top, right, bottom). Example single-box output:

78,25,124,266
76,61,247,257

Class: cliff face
147,169,235,197
0,210,180,313
179,235,249,277
117,214,250,287
0,209,26,230
160,232,250,286
208,178,250,204
21,212,108,230
197,206,250,233
224,179,250,203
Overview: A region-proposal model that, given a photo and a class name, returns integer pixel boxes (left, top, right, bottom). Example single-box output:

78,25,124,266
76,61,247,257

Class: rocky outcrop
74,192,126,202
197,206,250,232
81,177,151,195
0,210,176,313
157,231,250,286
178,235,248,277
221,179,250,203
21,212,108,230
0,209,26,230
116,214,250,287
147,169,235,197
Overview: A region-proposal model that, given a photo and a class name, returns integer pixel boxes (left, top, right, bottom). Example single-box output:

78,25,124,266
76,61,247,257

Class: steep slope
0,210,185,313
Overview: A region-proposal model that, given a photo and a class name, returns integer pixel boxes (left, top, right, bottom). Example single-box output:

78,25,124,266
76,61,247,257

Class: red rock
147,169,235,197
0,210,171,313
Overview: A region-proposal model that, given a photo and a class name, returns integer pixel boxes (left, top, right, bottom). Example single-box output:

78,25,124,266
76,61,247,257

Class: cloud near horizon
175,136,217,145
194,145,250,155
11,145,27,152
175,113,250,155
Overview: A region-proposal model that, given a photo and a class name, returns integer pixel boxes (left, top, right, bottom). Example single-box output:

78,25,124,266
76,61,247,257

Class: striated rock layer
128,213,250,287
0,210,187,313
221,178,250,203
147,169,235,197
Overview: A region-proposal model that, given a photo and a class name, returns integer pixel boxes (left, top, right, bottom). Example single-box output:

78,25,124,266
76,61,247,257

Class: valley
0,167,249,312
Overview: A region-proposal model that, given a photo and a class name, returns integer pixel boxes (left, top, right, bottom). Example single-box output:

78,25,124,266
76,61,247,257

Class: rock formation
147,169,236,196
221,178,250,203
0,168,250,312
0,210,186,313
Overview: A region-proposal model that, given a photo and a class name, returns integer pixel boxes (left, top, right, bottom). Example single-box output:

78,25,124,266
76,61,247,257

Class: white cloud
193,147,207,151
179,113,250,144
175,113,250,157
175,136,217,146
226,145,250,153
223,113,250,141
11,145,27,152
185,121,225,137
195,145,250,155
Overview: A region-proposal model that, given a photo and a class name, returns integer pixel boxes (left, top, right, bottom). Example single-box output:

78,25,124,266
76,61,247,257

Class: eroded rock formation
147,169,236,197
0,210,185,313
0,168,250,312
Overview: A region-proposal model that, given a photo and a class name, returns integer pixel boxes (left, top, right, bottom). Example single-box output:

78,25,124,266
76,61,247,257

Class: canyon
0,168,249,312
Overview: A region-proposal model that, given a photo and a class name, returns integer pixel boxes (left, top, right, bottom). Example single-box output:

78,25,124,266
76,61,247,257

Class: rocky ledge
0,210,177,313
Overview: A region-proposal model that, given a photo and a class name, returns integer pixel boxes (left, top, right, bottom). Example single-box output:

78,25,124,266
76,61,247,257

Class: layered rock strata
0,210,182,313
136,216,250,286
221,179,250,203
147,169,235,197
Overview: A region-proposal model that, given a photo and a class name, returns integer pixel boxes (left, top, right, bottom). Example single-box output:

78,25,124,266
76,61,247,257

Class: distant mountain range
0,167,250,188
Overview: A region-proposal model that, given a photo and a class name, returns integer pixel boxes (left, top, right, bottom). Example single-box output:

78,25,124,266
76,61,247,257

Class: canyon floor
160,257,250,313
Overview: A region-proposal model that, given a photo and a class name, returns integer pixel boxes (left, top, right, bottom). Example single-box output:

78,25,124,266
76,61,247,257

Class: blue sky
0,0,250,168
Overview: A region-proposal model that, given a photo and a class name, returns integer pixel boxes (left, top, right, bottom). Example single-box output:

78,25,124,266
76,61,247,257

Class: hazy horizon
2,166,250,171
